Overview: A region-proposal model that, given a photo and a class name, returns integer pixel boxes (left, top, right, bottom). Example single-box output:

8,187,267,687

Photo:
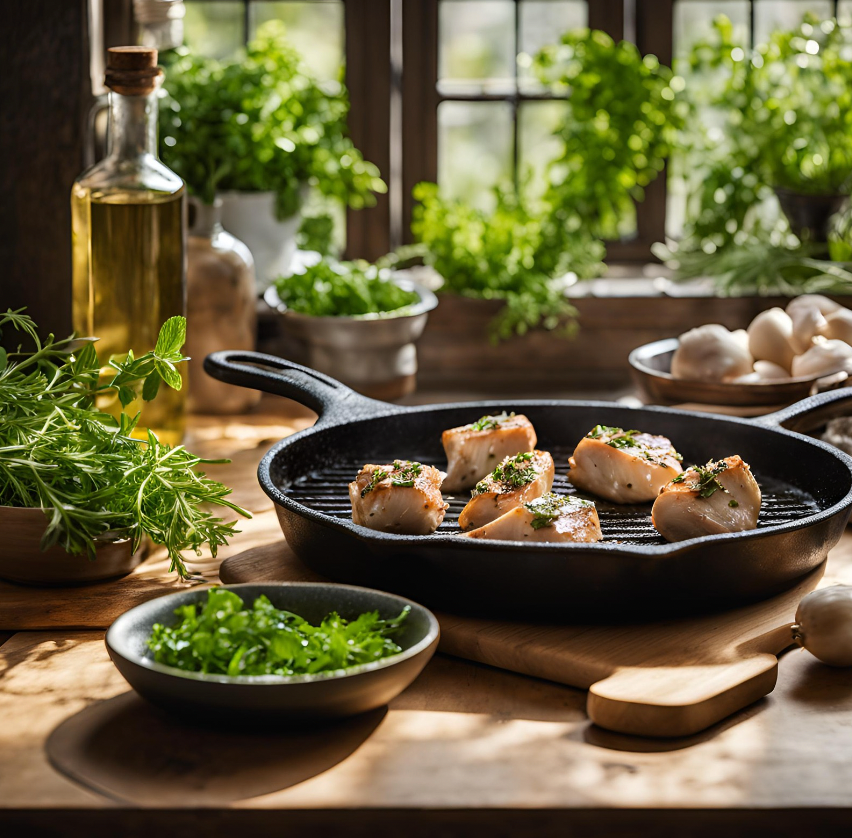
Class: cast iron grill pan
205,353,852,619
286,449,820,545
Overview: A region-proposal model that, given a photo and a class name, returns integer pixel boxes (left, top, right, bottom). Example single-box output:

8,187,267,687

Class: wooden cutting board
219,537,852,739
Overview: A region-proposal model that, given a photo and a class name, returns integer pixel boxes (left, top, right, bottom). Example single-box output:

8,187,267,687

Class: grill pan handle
758,386,852,433
204,351,389,424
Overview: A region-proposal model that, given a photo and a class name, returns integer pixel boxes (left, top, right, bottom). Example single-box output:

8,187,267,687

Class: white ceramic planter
219,191,301,292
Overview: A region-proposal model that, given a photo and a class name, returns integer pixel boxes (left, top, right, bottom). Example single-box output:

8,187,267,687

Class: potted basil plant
159,20,386,288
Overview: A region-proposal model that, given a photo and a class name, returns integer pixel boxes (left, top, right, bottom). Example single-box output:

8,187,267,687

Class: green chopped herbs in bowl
272,258,421,318
147,587,411,677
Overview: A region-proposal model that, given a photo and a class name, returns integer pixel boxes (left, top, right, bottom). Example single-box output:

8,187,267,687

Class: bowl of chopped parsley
106,583,439,721
264,257,438,399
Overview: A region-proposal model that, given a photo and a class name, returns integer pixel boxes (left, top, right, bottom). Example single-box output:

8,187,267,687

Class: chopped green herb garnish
673,460,730,499
470,412,514,432
476,451,537,494
361,461,423,496
728,498,739,508
524,493,591,529
390,460,423,488
147,588,409,677
361,469,389,497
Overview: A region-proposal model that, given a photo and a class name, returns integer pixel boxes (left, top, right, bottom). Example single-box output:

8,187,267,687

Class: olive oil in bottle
72,47,186,445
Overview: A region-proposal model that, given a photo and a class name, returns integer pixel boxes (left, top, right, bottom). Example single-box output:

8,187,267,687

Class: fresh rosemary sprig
0,309,250,579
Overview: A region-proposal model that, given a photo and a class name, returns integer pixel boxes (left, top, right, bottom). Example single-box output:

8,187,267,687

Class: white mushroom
824,308,852,345
671,324,754,382
790,338,852,379
786,295,840,354
753,360,791,381
792,586,852,667
747,308,796,372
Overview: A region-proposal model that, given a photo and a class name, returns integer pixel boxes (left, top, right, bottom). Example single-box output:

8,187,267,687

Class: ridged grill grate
285,446,821,544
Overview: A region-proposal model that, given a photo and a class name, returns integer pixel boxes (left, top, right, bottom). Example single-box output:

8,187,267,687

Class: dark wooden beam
344,0,392,260
401,0,439,244
588,0,626,41
0,0,91,339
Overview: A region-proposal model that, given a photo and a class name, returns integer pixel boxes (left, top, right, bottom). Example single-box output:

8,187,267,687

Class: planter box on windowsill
257,276,848,396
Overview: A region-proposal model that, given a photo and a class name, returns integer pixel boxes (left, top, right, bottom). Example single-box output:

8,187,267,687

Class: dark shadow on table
46,690,385,805
786,656,852,706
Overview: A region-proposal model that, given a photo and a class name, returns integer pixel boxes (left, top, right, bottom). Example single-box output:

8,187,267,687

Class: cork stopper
105,46,163,95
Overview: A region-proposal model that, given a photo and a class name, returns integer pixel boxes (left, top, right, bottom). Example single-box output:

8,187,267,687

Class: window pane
439,0,515,87
438,101,513,208
249,1,344,81
183,1,245,60
518,0,587,92
754,1,834,44
518,100,569,198
673,1,750,59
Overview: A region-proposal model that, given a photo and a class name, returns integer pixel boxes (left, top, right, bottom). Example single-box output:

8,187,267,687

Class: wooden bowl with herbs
264,257,438,400
0,310,248,587
106,583,440,722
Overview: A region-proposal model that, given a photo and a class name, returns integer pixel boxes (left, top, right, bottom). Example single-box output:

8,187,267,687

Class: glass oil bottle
72,46,186,445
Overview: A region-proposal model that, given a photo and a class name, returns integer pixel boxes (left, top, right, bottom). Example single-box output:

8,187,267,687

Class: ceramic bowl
0,506,142,586
629,337,842,408
106,582,440,722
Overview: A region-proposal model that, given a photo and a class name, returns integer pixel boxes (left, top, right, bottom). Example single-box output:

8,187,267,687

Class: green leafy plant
410,182,605,341
667,14,852,267
274,257,419,317
0,310,249,579
148,587,409,676
533,29,687,240
159,21,386,219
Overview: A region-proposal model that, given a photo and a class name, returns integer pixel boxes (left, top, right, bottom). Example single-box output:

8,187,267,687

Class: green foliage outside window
159,21,386,220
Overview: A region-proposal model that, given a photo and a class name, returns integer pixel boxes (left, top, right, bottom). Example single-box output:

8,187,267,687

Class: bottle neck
189,198,224,238
106,90,158,159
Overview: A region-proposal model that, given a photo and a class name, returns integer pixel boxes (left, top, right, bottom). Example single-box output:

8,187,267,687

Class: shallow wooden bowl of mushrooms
630,295,852,408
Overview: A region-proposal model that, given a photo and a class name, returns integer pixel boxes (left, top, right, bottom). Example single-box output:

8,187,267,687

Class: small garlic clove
787,296,840,354
747,307,796,372
793,585,852,667
791,339,852,379
671,324,754,382
824,308,852,345
753,360,791,381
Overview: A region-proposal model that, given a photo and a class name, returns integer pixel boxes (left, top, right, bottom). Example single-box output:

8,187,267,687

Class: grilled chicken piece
462,493,602,544
349,460,448,535
652,455,762,542
568,424,683,504
442,412,537,493
458,450,555,531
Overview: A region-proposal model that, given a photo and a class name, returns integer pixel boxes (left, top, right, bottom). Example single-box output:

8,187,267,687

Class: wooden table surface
2,394,852,837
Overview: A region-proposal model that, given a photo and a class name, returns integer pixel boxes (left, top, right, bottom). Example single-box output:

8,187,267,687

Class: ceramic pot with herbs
264,259,438,400
186,197,261,414
219,191,301,292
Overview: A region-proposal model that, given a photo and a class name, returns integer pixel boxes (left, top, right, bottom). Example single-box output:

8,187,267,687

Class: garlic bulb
672,324,754,382
792,586,852,667
747,308,795,372
791,338,852,379
786,295,840,354
825,308,852,345
753,360,791,381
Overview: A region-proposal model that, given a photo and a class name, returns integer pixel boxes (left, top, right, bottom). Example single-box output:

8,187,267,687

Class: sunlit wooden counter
2,395,852,837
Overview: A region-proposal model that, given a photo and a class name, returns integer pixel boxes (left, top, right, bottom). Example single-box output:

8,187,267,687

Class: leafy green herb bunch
532,28,687,240
672,14,852,256
273,257,420,318
0,311,249,579
159,20,386,220
410,181,605,341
